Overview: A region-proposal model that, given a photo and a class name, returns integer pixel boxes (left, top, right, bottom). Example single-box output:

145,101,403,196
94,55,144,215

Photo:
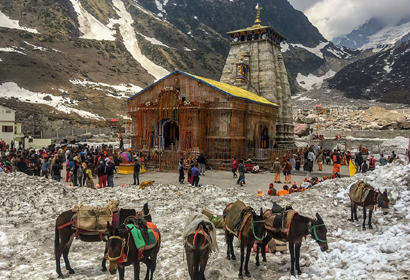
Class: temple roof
227,25,273,34
128,70,279,108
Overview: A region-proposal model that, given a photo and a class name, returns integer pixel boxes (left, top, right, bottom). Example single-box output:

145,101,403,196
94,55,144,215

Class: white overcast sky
288,0,410,40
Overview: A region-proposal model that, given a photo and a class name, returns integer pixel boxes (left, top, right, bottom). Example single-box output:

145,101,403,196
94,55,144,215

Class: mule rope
251,219,265,241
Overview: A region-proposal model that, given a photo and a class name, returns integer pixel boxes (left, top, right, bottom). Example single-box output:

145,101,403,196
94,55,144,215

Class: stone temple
128,6,295,168
220,6,294,145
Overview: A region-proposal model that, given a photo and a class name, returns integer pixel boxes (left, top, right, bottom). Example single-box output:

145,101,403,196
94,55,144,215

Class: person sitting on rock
300,178,312,190
252,164,260,173
277,185,289,196
267,183,276,196
245,159,253,173
289,181,301,194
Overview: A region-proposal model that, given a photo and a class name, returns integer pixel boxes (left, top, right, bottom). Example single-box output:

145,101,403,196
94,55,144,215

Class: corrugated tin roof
129,71,279,108
184,72,278,107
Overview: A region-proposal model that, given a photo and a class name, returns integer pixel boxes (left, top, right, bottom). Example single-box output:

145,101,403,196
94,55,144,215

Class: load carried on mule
349,180,373,208
224,200,254,238
183,213,218,253
117,216,161,262
73,201,119,233
263,203,297,237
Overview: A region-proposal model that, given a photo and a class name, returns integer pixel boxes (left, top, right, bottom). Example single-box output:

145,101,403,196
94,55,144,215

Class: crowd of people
0,143,124,189
256,146,401,197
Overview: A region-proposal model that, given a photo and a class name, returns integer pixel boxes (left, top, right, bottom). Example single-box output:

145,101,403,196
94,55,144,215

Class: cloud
288,0,410,40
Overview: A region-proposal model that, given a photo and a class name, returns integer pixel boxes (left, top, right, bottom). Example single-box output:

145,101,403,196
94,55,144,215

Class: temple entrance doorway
162,120,179,149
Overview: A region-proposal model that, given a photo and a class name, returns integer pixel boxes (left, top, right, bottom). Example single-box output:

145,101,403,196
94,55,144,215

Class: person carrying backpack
98,161,108,188
332,151,341,176
77,163,83,187
107,162,116,187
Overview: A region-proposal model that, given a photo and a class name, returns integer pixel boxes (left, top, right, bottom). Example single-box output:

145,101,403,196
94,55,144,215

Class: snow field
70,79,143,99
0,161,409,279
0,82,103,120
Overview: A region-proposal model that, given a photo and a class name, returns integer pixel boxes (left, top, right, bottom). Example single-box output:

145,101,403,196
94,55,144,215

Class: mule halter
106,236,125,261
377,193,389,209
251,219,265,241
308,222,327,243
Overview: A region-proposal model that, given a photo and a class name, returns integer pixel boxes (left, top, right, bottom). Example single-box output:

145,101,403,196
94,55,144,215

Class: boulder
294,123,310,138
294,115,306,123
305,114,316,124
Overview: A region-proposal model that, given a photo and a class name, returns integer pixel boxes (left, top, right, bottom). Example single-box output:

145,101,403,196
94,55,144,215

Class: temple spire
253,3,262,27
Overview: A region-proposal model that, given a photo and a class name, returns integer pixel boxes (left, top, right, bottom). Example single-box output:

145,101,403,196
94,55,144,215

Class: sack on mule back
75,205,118,232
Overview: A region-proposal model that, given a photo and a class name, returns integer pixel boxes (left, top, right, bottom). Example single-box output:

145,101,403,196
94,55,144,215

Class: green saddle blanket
127,224,157,249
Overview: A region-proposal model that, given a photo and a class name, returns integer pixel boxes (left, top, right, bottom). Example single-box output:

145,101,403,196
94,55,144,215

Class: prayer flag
349,160,357,177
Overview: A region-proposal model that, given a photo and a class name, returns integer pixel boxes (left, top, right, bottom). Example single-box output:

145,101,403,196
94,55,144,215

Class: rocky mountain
1,0,407,132
0,0,228,131
0,0,337,130
333,16,410,50
132,0,360,93
328,40,410,104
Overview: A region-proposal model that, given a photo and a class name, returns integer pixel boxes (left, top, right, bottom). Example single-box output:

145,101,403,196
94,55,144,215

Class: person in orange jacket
277,185,289,196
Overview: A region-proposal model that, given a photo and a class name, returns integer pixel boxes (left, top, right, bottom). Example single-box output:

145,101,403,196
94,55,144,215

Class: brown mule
184,222,210,280
55,203,151,278
350,188,389,229
256,207,328,276
223,203,265,277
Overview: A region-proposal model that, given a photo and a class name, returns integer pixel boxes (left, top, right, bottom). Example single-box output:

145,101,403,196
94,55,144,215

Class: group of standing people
178,153,206,187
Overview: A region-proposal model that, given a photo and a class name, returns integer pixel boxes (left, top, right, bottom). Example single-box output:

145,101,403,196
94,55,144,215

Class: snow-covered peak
360,21,410,50
334,17,410,51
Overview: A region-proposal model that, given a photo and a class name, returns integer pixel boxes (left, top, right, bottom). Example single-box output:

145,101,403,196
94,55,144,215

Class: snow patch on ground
111,0,169,81
326,47,347,59
70,79,142,99
155,0,169,14
138,32,171,48
0,10,39,33
0,82,103,120
70,0,115,41
23,41,47,51
296,70,336,91
0,161,409,279
291,42,328,59
375,136,410,157
280,42,289,53
0,47,26,55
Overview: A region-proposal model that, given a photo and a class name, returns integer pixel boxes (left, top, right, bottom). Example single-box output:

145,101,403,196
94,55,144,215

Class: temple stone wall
220,39,294,145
